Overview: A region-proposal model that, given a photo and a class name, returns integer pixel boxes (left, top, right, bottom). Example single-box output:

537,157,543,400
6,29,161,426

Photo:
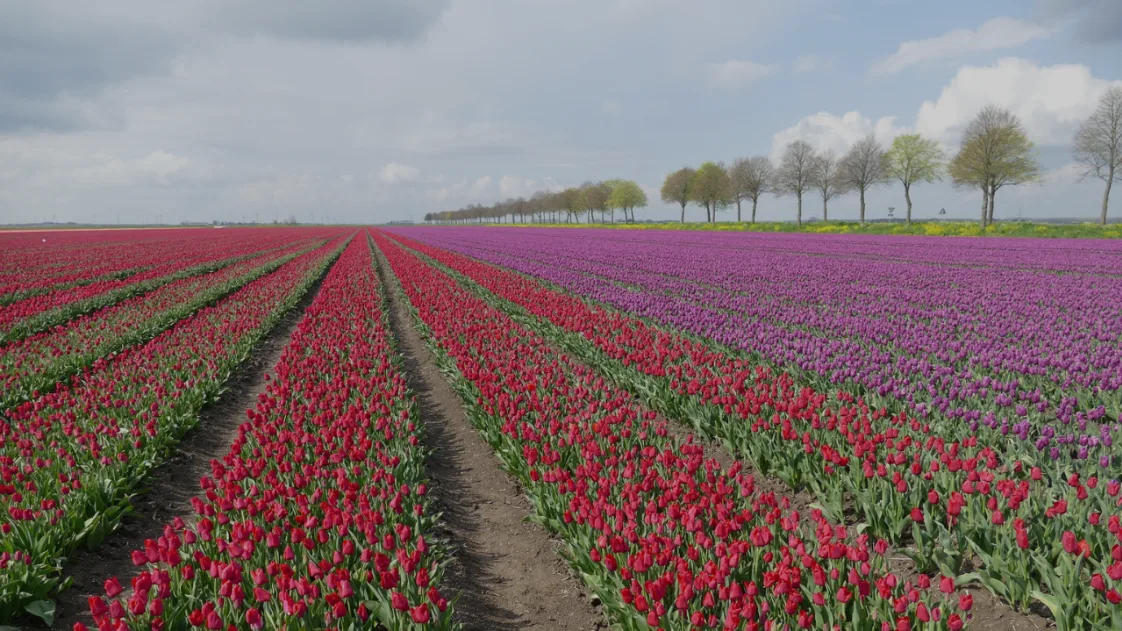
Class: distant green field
490,220,1122,239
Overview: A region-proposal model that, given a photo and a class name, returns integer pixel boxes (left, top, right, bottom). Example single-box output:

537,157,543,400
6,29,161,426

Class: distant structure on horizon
386,220,414,226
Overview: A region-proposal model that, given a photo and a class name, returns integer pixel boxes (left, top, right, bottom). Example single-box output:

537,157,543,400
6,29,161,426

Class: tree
661,167,696,223
609,180,648,222
739,156,774,223
775,141,816,226
810,150,845,222
728,158,754,222
691,162,732,223
559,187,584,223
949,106,1040,228
884,134,944,224
1073,86,1122,225
582,181,612,223
839,135,889,225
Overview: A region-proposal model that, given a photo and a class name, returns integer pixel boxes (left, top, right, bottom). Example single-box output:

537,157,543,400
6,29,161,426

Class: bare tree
661,167,696,223
728,158,753,222
810,150,845,222
839,135,889,225
774,141,816,226
1074,86,1122,225
740,156,774,223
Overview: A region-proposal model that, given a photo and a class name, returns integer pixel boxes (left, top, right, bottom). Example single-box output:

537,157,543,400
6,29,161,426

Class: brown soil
374,249,606,631
47,270,330,630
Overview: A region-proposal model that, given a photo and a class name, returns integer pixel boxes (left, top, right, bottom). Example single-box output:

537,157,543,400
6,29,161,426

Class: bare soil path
374,247,606,631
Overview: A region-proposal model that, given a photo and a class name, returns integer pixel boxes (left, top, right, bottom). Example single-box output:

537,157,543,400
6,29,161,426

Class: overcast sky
1,0,1121,225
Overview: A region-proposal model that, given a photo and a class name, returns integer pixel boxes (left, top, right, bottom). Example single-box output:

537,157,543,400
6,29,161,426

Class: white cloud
1043,162,1084,185
379,161,420,184
793,55,832,73
914,57,1122,146
499,175,533,197
471,176,492,194
707,59,780,89
872,17,1054,75
770,111,908,159
425,187,450,202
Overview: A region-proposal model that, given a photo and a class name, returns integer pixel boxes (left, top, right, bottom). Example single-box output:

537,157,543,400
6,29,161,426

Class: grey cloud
1037,0,1122,42
207,0,450,43
0,0,449,132
0,4,177,131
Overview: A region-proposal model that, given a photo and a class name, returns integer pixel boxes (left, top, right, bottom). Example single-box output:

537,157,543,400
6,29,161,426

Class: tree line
427,89,1121,227
423,179,648,224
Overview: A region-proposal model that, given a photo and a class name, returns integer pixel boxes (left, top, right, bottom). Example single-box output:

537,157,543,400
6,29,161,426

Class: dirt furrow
373,244,606,631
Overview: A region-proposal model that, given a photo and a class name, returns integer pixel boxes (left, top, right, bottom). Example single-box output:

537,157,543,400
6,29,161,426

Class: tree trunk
988,183,997,226
751,198,758,224
904,183,913,225
980,187,987,229
859,188,866,225
796,193,803,227
737,198,742,222
1103,175,1114,225
705,202,711,223
823,197,829,222
610,208,615,223
680,202,686,223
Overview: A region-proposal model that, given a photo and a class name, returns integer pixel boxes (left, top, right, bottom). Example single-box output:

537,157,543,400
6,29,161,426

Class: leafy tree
1073,86,1122,225
949,106,1040,228
608,180,648,222
839,135,889,225
559,187,585,223
775,141,817,226
810,150,845,222
690,162,732,223
884,134,944,224
661,167,696,223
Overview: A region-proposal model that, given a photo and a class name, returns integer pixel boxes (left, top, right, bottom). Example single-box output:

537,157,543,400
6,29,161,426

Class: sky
1,0,1121,225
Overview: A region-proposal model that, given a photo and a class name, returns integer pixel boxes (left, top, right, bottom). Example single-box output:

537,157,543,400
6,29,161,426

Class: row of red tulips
384,233,1122,631
83,233,452,631
0,239,324,411
0,235,346,624
0,232,320,344
0,230,236,303
373,230,968,631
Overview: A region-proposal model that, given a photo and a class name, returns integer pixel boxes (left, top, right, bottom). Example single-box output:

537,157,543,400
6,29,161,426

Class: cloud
872,17,1054,75
1042,161,1084,184
499,175,533,197
770,111,908,159
707,60,781,89
914,57,1122,146
207,0,450,43
793,55,833,73
601,100,623,115
0,1,452,134
379,161,421,184
471,176,493,194
1037,0,1122,43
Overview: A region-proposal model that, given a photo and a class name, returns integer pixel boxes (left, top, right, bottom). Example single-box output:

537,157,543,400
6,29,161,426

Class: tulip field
1,226,1119,631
